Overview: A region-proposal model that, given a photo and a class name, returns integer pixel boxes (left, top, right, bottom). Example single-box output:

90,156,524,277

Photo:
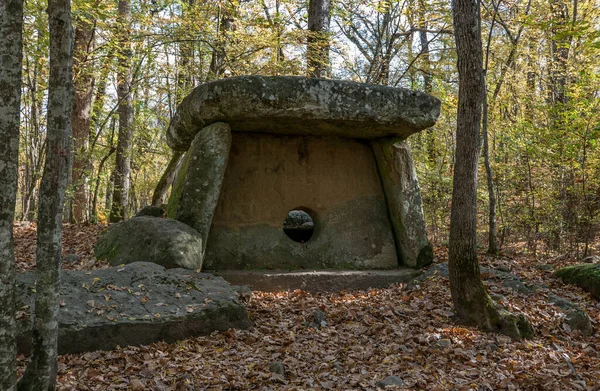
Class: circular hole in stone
283,209,314,243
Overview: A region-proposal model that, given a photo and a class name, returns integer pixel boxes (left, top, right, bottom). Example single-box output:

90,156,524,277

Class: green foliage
14,0,600,258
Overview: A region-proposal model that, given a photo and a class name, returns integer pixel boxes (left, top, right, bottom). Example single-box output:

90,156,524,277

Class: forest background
14,0,600,258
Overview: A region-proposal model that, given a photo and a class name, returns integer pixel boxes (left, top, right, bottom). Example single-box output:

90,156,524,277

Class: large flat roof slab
212,269,423,293
167,76,441,150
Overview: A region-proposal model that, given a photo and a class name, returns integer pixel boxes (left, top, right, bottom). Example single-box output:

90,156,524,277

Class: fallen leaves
13,225,600,390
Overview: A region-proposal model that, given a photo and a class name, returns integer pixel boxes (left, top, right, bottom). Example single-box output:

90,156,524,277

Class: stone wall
203,132,398,270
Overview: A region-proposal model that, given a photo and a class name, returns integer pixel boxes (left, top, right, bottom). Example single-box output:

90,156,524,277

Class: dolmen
165,76,441,271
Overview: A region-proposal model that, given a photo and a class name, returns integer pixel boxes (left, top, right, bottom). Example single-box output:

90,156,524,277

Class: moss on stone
555,264,600,299
166,152,192,219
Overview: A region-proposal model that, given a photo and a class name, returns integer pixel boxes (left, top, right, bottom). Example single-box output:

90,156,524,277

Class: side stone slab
166,76,441,151
15,262,251,355
371,138,433,268
168,122,232,261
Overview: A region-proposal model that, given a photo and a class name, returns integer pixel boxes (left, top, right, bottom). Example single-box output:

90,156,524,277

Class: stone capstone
371,138,433,267
94,216,204,270
15,262,251,355
168,122,231,263
166,76,441,151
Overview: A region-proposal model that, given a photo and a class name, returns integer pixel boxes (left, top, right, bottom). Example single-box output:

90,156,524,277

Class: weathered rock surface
215,268,421,293
414,263,594,336
555,264,600,300
371,138,433,268
204,133,398,270
166,76,441,151
135,205,166,218
168,123,231,262
376,375,405,388
548,294,594,336
410,263,535,294
15,262,251,355
95,216,204,270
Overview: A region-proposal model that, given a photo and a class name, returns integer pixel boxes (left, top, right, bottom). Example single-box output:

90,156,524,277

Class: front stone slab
371,138,433,267
204,133,398,270
167,76,441,150
16,262,251,355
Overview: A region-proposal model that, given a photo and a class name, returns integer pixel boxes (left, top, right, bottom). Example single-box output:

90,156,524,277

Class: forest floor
13,223,600,390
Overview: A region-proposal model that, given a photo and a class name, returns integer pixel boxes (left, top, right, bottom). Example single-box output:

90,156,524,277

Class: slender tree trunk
0,0,24,388
449,0,531,340
18,0,74,388
110,0,133,223
209,1,235,79
70,13,96,223
482,89,499,254
90,117,115,223
177,0,195,102
307,0,331,78
151,151,184,207
417,0,432,93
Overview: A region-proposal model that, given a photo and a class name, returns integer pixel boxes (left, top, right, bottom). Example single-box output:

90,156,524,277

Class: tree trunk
307,0,331,78
70,13,96,223
417,0,432,93
449,0,531,340
18,0,74,388
0,0,24,388
209,1,235,80
177,0,195,102
151,151,184,207
482,88,499,254
110,0,133,223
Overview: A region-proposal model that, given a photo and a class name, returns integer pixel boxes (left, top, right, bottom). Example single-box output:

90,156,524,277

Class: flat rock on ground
413,262,594,336
214,268,422,293
15,262,251,355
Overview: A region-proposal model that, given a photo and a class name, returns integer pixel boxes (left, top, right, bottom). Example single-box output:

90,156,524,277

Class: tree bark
0,0,24,388
110,0,133,223
482,88,499,254
417,0,432,93
307,0,331,78
449,0,532,340
18,0,74,388
70,12,96,223
151,151,184,207
209,1,235,80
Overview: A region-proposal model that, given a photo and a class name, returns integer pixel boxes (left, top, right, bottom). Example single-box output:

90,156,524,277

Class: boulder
376,376,405,388
168,122,232,261
371,138,433,267
166,76,441,151
95,216,204,270
548,294,594,336
135,205,166,218
15,262,251,355
555,264,600,300
582,255,600,264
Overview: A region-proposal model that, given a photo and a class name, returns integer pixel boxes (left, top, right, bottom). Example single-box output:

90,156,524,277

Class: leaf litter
14,225,600,390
